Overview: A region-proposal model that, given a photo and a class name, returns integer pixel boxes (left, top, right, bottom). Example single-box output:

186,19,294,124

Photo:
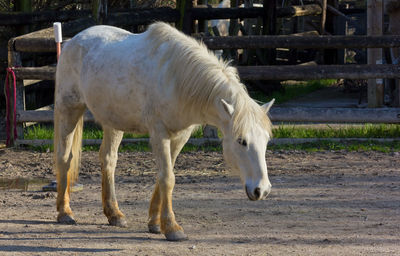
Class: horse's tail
54,110,83,187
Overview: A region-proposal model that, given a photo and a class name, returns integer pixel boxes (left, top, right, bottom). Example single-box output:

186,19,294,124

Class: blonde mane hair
145,22,272,138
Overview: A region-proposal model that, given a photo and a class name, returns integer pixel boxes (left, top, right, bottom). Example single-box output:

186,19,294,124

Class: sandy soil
0,148,399,255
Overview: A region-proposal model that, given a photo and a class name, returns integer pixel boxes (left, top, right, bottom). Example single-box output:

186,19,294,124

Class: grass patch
23,123,400,153
26,123,400,141
273,124,400,139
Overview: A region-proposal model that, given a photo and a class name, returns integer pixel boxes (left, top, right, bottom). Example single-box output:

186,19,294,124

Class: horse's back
60,26,133,72
56,25,154,132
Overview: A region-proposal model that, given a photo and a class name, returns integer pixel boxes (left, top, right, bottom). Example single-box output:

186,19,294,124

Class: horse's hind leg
54,105,85,224
99,126,127,227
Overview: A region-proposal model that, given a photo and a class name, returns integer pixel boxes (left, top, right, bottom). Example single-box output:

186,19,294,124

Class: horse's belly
82,76,149,133
90,104,148,133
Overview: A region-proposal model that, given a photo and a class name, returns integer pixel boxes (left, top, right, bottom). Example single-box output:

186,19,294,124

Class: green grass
273,124,400,139
25,123,400,141
24,123,400,152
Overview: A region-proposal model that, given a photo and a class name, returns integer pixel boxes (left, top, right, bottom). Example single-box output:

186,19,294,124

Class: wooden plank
11,64,400,81
367,0,384,107
237,64,400,80
13,37,59,53
11,17,95,53
13,66,56,80
17,107,400,124
12,33,400,54
201,35,400,50
17,110,94,123
269,107,400,123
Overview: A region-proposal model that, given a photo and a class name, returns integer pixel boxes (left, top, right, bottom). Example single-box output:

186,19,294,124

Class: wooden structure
385,0,400,106
5,0,400,147
367,0,384,107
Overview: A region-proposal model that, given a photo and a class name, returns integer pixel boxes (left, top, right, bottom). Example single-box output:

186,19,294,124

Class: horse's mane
145,22,272,138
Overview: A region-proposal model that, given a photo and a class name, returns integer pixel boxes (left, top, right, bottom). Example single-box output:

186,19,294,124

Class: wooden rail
16,107,400,124
12,34,400,53
12,64,400,81
202,35,400,50
13,66,55,80
238,64,400,80
270,107,400,123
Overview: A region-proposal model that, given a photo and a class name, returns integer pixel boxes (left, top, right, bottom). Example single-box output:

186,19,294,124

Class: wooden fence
5,0,400,147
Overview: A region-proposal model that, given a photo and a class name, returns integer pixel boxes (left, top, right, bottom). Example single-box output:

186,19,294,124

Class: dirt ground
0,148,399,255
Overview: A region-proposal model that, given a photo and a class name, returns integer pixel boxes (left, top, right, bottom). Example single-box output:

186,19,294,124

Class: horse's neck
201,96,232,135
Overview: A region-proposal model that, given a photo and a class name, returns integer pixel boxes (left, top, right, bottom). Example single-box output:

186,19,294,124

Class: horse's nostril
254,187,261,199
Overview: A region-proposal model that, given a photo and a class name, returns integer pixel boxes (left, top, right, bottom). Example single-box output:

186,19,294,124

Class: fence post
177,0,193,34
7,40,25,147
367,0,384,107
320,0,327,34
263,0,276,65
386,2,400,107
197,0,207,33
324,0,340,64
92,0,108,24
15,0,32,35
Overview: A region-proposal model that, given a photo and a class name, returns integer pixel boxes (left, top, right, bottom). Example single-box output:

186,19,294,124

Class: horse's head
218,98,274,201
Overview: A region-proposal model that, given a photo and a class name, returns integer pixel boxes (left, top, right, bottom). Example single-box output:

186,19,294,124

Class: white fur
54,22,274,237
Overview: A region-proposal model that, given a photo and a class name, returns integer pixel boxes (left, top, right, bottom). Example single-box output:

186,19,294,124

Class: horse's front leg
100,127,127,227
148,129,193,238
151,133,188,241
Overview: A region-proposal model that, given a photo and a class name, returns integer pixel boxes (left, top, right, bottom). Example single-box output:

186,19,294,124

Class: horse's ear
262,98,275,114
221,99,234,118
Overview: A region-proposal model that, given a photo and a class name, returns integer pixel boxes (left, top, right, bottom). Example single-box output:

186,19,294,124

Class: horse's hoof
148,224,161,234
57,214,76,225
109,216,128,227
165,230,188,241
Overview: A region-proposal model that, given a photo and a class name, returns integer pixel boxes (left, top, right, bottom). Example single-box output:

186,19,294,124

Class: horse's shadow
0,218,166,242
0,219,51,225
0,245,122,253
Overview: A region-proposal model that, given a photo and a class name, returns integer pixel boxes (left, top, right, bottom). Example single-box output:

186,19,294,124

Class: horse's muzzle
245,185,271,201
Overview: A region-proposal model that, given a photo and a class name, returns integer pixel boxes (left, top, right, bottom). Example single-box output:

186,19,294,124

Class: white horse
54,22,274,241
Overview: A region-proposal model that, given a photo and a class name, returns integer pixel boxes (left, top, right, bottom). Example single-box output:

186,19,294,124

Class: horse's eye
237,138,247,147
